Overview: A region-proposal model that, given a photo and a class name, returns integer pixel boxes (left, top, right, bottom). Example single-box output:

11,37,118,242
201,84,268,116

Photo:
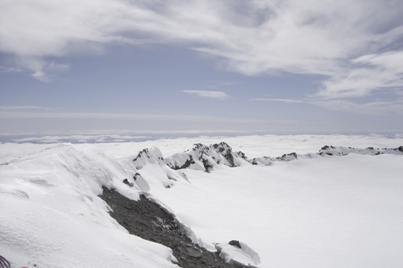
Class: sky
1,0,403,138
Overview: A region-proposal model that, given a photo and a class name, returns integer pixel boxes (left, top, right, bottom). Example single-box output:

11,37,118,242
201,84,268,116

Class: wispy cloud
183,90,229,100
318,50,403,99
0,66,21,73
312,99,403,115
0,106,50,110
0,111,264,123
251,98,304,104
251,96,403,115
1,0,402,99
14,57,70,82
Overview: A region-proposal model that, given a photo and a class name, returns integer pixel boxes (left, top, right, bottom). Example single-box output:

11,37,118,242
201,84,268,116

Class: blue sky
1,0,403,137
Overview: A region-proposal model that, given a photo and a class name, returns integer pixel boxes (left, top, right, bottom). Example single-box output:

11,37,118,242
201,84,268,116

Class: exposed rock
317,145,403,157
99,187,247,268
133,147,165,169
249,156,273,166
177,243,202,259
211,142,236,167
229,240,241,249
136,143,403,175
165,142,249,172
277,152,298,161
122,178,133,187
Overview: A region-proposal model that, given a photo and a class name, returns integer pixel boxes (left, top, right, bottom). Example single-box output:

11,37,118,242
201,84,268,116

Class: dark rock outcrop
318,145,403,157
165,142,249,172
99,187,247,268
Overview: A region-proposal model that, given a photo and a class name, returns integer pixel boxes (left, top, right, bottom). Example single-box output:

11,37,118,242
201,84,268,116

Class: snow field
1,134,402,268
141,154,403,268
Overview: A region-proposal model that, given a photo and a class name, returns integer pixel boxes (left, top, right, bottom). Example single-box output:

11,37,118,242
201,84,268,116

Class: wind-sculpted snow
133,147,166,168
215,241,261,267
1,139,402,268
0,144,178,268
130,146,189,189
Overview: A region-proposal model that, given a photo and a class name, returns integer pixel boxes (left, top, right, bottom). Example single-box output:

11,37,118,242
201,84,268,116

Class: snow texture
1,135,402,268
215,241,260,266
0,144,177,268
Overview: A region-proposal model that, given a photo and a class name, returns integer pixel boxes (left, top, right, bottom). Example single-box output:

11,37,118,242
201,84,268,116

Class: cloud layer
183,90,228,100
1,0,402,100
251,96,403,115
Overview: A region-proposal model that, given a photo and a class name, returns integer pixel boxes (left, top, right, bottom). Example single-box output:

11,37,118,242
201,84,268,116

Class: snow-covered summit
161,142,403,170
130,146,189,189
165,142,248,172
133,147,165,169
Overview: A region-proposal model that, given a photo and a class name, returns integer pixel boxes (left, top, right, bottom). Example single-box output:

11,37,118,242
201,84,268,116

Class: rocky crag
133,142,403,171
99,187,251,268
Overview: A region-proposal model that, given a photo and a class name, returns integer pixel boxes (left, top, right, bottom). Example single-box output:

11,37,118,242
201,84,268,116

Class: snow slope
132,142,403,268
1,135,402,268
0,144,178,268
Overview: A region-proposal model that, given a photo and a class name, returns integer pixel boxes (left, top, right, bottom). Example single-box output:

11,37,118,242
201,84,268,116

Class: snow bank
215,241,260,266
0,144,177,268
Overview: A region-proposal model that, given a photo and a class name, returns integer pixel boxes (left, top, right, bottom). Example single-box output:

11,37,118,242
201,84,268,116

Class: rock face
318,145,403,156
131,147,188,189
165,142,248,173
276,152,298,161
133,143,403,175
250,156,273,166
99,187,247,268
133,147,165,169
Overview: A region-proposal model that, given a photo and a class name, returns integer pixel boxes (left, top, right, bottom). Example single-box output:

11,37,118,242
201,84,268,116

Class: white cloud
318,50,403,99
251,98,304,103
0,66,21,73
251,95,403,114
13,57,70,82
311,99,403,115
0,0,402,99
0,111,264,123
183,90,229,100
0,106,50,110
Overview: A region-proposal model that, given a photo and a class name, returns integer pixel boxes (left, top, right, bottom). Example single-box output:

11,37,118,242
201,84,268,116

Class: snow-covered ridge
164,142,248,172
0,144,178,268
250,145,403,166
318,145,403,156
133,147,166,168
1,141,402,268
133,142,403,171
